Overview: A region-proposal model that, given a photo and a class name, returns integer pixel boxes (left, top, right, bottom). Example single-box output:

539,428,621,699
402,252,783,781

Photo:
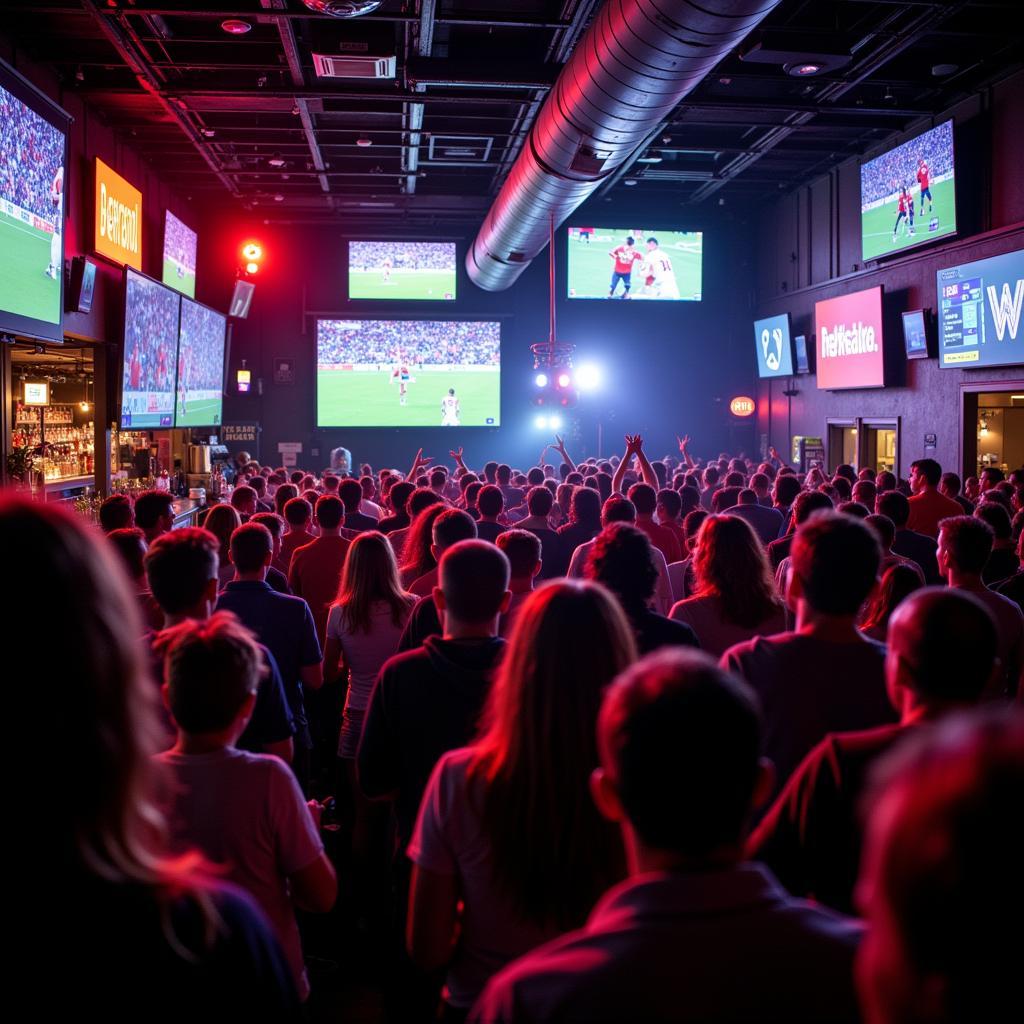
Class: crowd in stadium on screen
179,312,224,391
317,319,500,367
164,213,197,273
859,121,954,205
124,282,179,392
0,89,63,221
349,241,455,271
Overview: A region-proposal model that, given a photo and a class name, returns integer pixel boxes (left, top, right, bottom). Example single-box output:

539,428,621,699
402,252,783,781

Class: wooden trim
959,378,1024,479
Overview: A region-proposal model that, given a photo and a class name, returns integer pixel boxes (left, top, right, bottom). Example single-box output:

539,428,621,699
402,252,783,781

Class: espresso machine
186,443,213,497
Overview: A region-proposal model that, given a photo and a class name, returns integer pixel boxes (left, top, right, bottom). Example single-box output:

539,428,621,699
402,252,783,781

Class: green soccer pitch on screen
348,241,457,300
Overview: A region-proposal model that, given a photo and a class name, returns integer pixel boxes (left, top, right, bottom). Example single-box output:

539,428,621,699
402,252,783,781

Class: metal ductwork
467,0,781,291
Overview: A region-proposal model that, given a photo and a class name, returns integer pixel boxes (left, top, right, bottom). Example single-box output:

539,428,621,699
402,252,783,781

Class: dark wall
215,208,753,472
752,68,1024,476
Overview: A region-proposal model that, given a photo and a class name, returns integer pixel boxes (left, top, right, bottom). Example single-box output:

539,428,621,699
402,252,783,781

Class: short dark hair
432,508,478,551
627,483,657,516
145,528,219,613
838,500,870,519
792,512,880,614
737,488,757,506
587,523,657,609
388,480,415,516
911,458,942,487
601,496,636,526
408,486,443,518
876,489,911,527
439,540,510,624
339,478,362,512
133,490,174,530
684,508,708,540
322,473,340,492
974,501,1012,541
750,473,769,492
164,612,262,733
866,513,896,550
527,467,545,487
939,516,993,575
711,486,742,512
477,484,504,518
724,471,745,488
940,471,962,495
496,463,512,484
230,522,273,574
773,474,802,507
107,527,147,580
99,494,133,532
599,649,761,855
496,529,542,578
250,511,283,540
229,484,257,512
283,496,312,527
314,494,344,530
527,485,553,517
656,488,681,519
980,466,1004,484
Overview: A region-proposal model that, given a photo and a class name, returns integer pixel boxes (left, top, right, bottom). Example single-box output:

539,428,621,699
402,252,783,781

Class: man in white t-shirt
156,612,337,1001
441,387,461,426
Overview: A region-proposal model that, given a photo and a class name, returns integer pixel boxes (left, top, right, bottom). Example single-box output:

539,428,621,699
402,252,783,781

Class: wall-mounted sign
236,368,252,393
815,285,885,390
274,357,295,385
23,381,49,406
94,158,142,269
729,395,756,417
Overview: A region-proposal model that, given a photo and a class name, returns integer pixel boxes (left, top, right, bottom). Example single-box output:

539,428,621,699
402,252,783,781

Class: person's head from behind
202,503,241,561
857,711,1024,1024
107,527,148,584
250,511,283,557
586,523,657,614
334,531,410,633
248,475,267,500
477,484,504,520
385,480,414,518
134,490,175,538
338,478,362,513
694,515,780,627
496,529,542,586
99,494,134,533
601,495,636,528
568,484,601,528
749,472,770,499
737,487,757,506
321,473,339,494
526,485,554,519
790,512,880,618
839,500,871,519
472,579,637,926
283,496,312,532
702,465,719,488
434,540,511,634
429,467,447,493
526,466,545,488
860,562,923,639
314,493,344,532
407,485,443,520
974,500,1012,544
431,508,478,562
853,479,877,508
866,513,896,552
496,463,512,485
627,483,657,517
593,649,769,868
724,471,745,489
162,612,262,740
939,472,962,500
1,497,164,872
788,488,833,527
465,481,484,510
273,483,298,517
937,516,992,581
145,527,220,618
229,484,257,518
711,485,742,512
656,487,682,526
229,522,274,578
772,472,802,509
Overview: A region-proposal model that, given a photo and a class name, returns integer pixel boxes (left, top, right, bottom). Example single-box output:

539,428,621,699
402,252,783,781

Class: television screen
163,210,197,298
793,334,810,374
348,241,456,300
566,227,703,300
860,120,956,262
317,319,500,427
902,309,929,359
0,61,69,343
754,314,794,377
175,297,226,427
229,279,255,318
937,248,1024,369
815,286,885,390
120,268,180,429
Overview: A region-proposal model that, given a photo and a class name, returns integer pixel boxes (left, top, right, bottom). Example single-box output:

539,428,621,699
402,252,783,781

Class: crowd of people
317,319,501,368
0,86,63,222
164,210,197,275
22,437,1024,1021
349,241,456,272
123,272,180,396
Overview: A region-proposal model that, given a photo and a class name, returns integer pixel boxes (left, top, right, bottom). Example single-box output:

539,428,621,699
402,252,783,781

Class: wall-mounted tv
566,227,703,300
815,286,885,390
937,248,1024,369
163,210,197,298
120,268,180,429
175,297,226,427
860,120,956,262
902,309,930,360
0,59,70,343
348,241,456,300
316,318,500,428
793,334,810,374
754,313,794,377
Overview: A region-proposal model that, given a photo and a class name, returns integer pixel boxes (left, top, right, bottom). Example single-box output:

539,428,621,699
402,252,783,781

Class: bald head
886,587,998,710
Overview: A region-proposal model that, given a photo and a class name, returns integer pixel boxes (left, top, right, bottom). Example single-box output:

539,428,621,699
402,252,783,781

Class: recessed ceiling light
637,155,662,163
273,193,284,202
356,137,373,148
784,62,823,77
221,19,252,35
201,128,216,138
268,154,286,167
623,178,638,186
932,63,959,77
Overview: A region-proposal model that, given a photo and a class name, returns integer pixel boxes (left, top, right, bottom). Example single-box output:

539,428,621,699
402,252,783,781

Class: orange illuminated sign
94,158,142,269
730,396,756,417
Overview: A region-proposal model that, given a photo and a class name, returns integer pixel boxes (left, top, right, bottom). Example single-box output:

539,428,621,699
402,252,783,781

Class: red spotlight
557,372,571,388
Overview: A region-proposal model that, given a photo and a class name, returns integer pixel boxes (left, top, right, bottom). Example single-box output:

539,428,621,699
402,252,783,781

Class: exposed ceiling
1,0,1020,231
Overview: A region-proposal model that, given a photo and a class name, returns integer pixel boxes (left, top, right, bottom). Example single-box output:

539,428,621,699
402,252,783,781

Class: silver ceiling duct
466,0,781,291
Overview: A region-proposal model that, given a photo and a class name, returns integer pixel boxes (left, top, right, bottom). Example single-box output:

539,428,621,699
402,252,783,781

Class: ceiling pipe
466,0,781,291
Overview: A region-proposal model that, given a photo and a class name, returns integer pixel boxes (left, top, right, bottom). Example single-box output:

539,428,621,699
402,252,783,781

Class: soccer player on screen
917,158,933,213
441,388,460,426
382,256,393,284
391,360,412,406
641,237,680,299
907,190,916,236
608,236,643,299
893,186,909,243
46,165,63,280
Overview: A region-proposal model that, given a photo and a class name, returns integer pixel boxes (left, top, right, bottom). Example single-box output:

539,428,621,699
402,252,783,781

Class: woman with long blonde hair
202,502,242,587
406,579,636,1017
2,496,298,1014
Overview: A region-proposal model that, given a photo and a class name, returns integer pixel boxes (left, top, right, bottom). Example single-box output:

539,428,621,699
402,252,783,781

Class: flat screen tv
162,210,198,298
793,334,810,374
175,297,226,427
566,227,703,300
120,268,180,429
0,59,70,343
815,286,886,390
348,241,456,300
937,248,1024,369
316,319,500,427
860,120,956,262
754,314,794,377
902,309,930,360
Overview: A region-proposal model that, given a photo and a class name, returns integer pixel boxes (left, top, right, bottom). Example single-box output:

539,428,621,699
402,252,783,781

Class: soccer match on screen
317,319,500,428
163,210,198,298
175,299,225,427
347,241,457,300
566,226,703,300
0,82,64,327
860,119,957,262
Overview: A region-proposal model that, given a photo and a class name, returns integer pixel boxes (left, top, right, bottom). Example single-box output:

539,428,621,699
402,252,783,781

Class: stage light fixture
575,363,602,391
534,415,548,430
242,242,263,261
549,415,562,430
535,372,548,388
557,371,571,389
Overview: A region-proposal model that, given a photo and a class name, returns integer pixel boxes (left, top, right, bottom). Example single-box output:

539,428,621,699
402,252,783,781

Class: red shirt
637,517,682,565
897,193,907,213
917,164,929,189
288,535,350,644
612,246,642,275
906,488,964,538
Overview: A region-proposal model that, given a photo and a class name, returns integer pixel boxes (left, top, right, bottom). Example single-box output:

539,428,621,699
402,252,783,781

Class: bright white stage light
549,414,562,430
575,363,603,391
535,373,548,388
534,415,549,429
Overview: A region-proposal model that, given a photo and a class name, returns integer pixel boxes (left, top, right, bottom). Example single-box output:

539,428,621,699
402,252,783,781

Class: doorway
826,419,858,472
862,419,899,476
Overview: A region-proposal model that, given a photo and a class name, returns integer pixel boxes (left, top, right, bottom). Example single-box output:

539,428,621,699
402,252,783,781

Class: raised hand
553,434,567,453
677,434,690,454
449,447,464,461
624,434,644,456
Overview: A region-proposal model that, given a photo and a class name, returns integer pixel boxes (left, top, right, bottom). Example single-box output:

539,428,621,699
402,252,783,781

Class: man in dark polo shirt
876,489,941,584
766,489,833,570
217,522,322,791
470,650,862,1024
